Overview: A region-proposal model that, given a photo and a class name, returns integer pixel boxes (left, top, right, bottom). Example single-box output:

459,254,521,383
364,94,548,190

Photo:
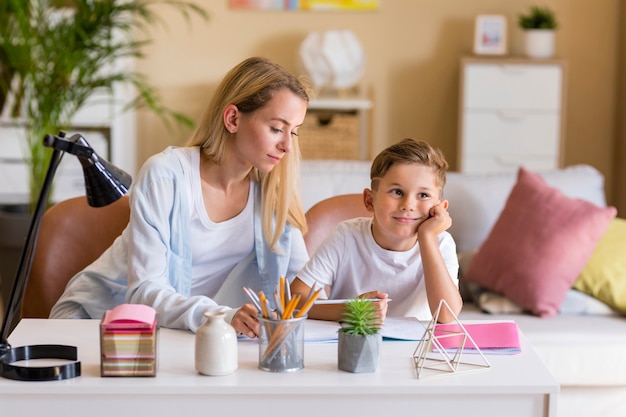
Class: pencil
273,293,284,316
259,291,269,318
284,277,292,303
313,298,392,305
282,294,300,319
279,276,285,311
242,287,262,312
295,288,322,318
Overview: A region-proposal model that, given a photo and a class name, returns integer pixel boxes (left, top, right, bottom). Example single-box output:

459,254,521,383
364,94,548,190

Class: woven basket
299,112,360,160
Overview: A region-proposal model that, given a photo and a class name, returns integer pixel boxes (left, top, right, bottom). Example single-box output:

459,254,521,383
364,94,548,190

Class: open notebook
303,317,425,343
303,318,521,355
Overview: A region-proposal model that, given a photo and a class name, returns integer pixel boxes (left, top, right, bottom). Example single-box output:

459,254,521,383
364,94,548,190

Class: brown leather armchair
20,196,130,319
304,193,371,256
20,192,365,318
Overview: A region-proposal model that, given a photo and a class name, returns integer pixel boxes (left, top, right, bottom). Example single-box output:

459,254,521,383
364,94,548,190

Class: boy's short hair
370,138,449,194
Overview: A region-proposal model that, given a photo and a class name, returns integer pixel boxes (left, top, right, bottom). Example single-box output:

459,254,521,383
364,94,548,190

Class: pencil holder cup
258,314,306,372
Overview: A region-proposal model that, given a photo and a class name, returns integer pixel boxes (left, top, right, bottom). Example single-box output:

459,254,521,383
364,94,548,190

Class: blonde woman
51,57,310,337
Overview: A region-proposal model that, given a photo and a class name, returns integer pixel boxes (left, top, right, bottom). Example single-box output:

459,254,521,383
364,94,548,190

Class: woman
50,57,310,338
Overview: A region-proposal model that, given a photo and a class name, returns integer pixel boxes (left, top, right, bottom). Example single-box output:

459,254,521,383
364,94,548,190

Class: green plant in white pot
518,5,558,59
337,298,382,373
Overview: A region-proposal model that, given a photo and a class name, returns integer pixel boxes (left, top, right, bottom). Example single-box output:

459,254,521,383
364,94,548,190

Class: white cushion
300,160,371,211
300,162,608,253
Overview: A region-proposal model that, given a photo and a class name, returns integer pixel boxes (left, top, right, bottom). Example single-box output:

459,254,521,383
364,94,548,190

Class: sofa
300,159,626,417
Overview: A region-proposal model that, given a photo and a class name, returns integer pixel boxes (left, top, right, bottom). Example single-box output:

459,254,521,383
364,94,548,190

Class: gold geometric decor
413,299,491,379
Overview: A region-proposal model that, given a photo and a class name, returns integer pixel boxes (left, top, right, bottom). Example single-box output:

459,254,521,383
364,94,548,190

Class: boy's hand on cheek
418,201,452,238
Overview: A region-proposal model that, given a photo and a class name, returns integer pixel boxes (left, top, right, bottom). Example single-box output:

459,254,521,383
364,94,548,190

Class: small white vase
195,311,238,376
523,29,555,59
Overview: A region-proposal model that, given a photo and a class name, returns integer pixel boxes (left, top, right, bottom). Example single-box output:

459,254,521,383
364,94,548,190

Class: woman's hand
231,302,260,338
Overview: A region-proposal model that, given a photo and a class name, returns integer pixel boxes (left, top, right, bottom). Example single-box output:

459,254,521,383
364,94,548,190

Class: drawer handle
499,65,526,74
495,156,524,166
0,157,25,164
497,111,525,120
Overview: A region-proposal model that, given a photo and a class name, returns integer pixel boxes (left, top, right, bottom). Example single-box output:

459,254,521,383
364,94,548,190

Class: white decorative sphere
299,30,365,90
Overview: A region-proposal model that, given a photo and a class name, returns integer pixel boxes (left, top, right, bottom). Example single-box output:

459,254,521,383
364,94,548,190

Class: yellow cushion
574,218,626,314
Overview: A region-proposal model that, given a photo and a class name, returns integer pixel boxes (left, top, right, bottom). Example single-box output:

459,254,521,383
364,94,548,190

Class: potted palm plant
337,298,382,373
518,5,559,59
0,0,207,310
0,0,207,210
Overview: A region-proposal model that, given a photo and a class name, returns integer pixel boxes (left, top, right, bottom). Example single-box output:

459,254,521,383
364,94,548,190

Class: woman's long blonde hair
187,57,309,250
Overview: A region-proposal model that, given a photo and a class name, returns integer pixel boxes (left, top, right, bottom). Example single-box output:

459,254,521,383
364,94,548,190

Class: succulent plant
338,298,380,336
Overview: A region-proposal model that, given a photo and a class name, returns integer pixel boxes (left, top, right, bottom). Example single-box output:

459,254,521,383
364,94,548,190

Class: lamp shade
43,132,131,207
81,154,132,207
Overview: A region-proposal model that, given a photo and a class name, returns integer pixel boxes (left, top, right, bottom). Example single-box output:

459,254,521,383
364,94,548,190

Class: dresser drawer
0,160,28,195
463,63,562,110
461,111,560,158
0,126,26,160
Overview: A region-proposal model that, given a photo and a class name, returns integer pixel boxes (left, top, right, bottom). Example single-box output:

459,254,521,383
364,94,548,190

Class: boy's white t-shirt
297,217,459,320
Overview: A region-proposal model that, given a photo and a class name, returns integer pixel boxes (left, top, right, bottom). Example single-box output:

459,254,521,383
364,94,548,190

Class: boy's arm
291,279,390,322
418,201,463,323
290,278,345,321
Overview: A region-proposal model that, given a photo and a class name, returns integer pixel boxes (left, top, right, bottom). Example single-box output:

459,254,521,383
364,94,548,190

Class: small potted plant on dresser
518,5,559,59
337,298,382,373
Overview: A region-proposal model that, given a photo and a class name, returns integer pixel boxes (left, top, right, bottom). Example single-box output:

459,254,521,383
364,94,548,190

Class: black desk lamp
0,132,132,381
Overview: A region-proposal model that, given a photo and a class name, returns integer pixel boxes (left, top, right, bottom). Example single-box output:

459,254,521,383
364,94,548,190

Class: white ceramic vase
195,311,238,376
523,29,555,59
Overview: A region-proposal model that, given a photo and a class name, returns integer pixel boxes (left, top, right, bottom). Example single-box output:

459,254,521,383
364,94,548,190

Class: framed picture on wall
474,15,507,55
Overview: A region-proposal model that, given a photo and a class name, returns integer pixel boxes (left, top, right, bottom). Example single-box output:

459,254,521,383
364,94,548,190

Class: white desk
1,319,558,417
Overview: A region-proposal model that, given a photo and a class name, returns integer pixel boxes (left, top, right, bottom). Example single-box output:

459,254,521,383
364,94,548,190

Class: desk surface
2,319,558,417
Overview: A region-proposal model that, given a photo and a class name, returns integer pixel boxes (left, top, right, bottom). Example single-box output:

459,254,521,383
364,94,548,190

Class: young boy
291,138,461,323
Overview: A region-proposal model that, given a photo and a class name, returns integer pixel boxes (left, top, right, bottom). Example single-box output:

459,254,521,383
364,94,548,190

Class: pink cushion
464,167,617,317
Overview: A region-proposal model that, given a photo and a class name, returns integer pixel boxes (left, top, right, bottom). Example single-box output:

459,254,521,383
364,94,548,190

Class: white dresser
457,57,566,174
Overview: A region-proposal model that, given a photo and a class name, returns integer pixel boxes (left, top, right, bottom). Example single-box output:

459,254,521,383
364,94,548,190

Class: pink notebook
433,321,521,354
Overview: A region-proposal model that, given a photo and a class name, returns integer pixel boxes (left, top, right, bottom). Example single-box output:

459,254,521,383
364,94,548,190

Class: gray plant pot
337,332,382,373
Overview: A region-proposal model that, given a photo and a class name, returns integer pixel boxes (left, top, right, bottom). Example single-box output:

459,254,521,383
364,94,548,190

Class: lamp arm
44,133,94,159
0,148,64,346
